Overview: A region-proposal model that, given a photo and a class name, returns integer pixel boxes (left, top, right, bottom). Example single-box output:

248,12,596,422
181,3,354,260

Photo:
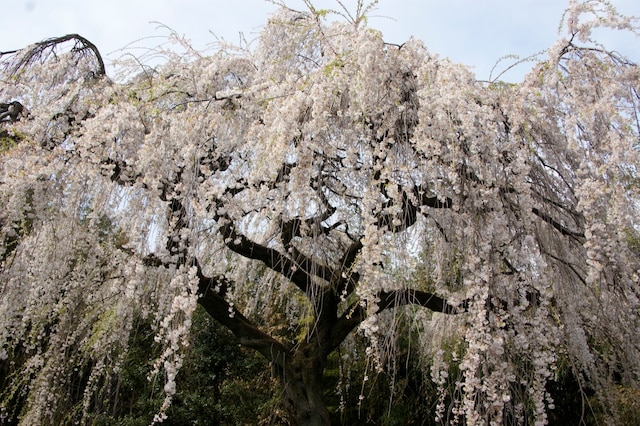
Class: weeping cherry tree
1,1,639,424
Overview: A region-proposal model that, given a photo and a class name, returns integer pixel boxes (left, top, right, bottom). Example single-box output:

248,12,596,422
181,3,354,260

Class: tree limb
217,217,324,297
532,207,585,240
3,34,106,77
327,288,467,353
195,265,291,365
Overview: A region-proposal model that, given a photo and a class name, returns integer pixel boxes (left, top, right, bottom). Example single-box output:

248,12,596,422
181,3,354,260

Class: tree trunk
197,279,332,424
281,343,331,426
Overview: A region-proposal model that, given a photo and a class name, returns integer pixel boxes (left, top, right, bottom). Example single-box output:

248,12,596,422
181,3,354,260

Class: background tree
1,1,639,424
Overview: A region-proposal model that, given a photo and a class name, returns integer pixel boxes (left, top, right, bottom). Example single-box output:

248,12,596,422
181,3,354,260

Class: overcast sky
2,0,639,82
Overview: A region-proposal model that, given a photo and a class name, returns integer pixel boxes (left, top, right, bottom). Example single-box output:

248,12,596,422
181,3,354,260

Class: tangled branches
0,33,105,78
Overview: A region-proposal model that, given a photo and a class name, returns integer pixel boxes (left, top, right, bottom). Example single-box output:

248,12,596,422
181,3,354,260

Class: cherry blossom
1,2,638,424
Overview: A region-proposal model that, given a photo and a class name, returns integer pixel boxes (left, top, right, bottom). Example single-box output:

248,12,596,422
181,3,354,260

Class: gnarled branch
2,34,105,77
195,262,291,365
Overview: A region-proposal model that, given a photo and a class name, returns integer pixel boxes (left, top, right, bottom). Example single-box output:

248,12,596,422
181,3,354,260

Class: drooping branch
2,34,106,77
458,159,585,241
327,288,468,353
531,207,585,240
542,248,588,285
142,253,293,367
195,261,291,365
377,289,467,314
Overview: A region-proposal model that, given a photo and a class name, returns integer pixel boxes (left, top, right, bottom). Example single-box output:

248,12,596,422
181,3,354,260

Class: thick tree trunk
197,282,331,424
281,343,331,426
196,265,464,425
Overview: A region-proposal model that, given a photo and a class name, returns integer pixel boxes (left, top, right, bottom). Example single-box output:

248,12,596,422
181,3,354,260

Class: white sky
2,0,639,82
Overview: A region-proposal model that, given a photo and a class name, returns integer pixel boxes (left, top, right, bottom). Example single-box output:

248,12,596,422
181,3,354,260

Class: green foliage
322,313,445,425
6,301,632,425
624,227,640,256
545,364,596,425
0,305,284,425
607,385,640,426
0,346,30,423
86,306,280,425
0,129,25,153
0,187,34,266
545,357,640,426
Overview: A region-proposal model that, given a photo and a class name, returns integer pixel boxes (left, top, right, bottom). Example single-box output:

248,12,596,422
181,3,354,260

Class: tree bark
280,342,331,426
197,272,330,424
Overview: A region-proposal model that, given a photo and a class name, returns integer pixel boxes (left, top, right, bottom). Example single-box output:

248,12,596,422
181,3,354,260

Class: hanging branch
1,33,106,77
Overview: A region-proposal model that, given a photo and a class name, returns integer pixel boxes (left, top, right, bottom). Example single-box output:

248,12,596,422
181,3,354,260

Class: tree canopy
1,1,639,424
